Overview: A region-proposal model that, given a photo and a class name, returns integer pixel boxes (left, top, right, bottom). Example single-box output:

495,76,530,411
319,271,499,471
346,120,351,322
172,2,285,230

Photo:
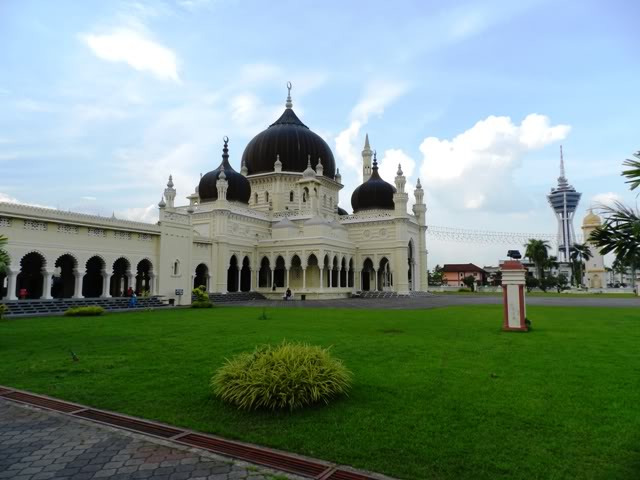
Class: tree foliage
524,239,551,280
0,235,9,274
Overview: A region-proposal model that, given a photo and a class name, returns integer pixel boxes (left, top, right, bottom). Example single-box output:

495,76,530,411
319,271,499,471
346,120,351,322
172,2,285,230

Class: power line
426,225,583,245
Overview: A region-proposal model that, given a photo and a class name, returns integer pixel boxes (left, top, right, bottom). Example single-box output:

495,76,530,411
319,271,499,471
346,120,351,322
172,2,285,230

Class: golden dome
583,210,602,226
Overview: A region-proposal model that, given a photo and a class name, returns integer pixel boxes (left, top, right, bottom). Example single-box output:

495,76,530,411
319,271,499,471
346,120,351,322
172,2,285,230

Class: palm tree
543,255,559,275
524,239,550,280
0,235,9,274
590,150,640,294
622,151,640,191
569,243,592,287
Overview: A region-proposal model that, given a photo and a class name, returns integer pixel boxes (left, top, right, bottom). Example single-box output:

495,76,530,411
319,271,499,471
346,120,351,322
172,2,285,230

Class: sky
1,0,639,268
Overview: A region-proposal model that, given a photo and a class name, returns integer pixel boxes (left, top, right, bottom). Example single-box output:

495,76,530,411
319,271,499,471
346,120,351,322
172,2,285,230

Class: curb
0,386,393,480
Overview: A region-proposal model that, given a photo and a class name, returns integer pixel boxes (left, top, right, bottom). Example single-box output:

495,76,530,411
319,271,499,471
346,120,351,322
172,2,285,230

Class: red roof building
441,263,488,287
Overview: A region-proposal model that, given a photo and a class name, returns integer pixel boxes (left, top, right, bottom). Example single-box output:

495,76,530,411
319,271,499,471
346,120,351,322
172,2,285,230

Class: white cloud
335,80,409,174
591,192,624,208
419,113,571,212
116,204,158,223
81,28,179,81
81,196,97,201
0,192,54,209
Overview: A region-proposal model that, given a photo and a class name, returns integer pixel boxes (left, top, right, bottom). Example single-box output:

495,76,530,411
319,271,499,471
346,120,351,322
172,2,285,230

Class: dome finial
286,81,293,109
222,136,230,165
373,150,378,169
397,163,403,176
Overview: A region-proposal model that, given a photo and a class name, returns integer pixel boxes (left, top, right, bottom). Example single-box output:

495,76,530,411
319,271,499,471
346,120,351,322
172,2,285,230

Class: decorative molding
57,224,79,235
114,231,132,240
24,220,47,231
88,228,106,238
0,217,11,228
0,201,160,233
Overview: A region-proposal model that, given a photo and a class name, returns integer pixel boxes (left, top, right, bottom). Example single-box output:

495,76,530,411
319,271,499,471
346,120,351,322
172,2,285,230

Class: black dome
199,139,251,204
351,157,395,213
241,93,336,178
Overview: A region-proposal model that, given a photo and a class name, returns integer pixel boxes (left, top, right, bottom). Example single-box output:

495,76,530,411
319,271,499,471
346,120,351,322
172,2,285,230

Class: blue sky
1,0,638,267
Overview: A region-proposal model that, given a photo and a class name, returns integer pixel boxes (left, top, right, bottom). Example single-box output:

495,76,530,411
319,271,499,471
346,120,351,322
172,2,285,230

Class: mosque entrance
361,258,374,291
378,257,392,291
110,258,131,297
194,263,208,289
306,254,320,289
53,254,76,298
17,252,45,299
83,256,104,298
274,256,286,288
258,257,271,288
227,256,239,292
135,259,152,294
240,256,251,292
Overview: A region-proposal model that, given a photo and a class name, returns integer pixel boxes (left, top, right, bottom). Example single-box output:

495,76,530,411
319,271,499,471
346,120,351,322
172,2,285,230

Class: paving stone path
0,400,298,480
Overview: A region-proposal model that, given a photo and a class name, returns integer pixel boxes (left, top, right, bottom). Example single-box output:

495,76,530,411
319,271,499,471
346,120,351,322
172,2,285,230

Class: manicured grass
1,306,639,479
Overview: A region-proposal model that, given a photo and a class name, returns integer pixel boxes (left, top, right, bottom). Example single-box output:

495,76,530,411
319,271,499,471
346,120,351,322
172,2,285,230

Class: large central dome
241,86,336,178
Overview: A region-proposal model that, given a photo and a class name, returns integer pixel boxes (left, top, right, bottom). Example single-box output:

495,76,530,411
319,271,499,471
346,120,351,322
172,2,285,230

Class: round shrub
64,306,105,317
212,341,352,411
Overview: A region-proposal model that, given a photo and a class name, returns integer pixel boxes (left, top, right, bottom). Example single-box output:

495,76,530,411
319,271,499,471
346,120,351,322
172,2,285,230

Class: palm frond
622,153,640,191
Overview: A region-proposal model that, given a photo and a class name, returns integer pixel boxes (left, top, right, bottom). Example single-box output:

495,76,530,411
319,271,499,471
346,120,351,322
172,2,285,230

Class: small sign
175,289,184,296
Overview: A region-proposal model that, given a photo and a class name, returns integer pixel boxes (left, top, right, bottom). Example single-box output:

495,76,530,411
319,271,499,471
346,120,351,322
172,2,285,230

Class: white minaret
393,163,408,215
362,134,372,182
164,175,176,209
581,210,606,289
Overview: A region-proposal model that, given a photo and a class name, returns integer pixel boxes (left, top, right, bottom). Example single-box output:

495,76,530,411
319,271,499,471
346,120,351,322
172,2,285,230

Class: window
254,193,258,204
289,191,294,202
88,228,106,237
265,191,269,203
173,260,180,275
303,187,308,203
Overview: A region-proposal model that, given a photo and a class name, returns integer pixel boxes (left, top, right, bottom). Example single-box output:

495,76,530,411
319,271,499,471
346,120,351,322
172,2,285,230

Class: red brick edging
0,386,387,480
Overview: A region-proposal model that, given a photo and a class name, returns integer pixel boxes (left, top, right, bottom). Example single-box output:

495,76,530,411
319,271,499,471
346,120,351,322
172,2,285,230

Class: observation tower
547,146,581,262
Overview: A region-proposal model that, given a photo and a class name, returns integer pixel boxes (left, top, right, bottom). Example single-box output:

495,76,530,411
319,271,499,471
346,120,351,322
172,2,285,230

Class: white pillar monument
500,260,528,332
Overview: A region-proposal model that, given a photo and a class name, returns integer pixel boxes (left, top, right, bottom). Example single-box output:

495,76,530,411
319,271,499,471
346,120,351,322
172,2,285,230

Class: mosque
0,86,428,303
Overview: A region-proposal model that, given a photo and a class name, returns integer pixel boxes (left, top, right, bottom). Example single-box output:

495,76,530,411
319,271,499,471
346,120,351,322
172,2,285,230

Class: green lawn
1,306,639,479
434,290,637,298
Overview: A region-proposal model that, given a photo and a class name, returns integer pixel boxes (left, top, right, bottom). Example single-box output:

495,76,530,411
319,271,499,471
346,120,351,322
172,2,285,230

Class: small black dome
337,206,349,216
199,138,251,203
351,156,395,212
241,90,336,178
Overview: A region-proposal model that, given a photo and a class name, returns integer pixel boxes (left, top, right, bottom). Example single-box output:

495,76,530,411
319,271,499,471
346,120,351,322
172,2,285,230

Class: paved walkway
0,400,299,480
228,294,640,310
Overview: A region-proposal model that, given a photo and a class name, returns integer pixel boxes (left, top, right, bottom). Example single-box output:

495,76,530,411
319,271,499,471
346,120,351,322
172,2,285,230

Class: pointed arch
258,256,271,288
240,256,251,292
274,255,286,288
227,255,239,292
194,263,209,289
16,251,46,299
136,258,153,294
289,254,303,289
378,257,392,291
111,257,132,297
340,256,347,288
53,253,78,298
83,256,105,298
362,257,375,291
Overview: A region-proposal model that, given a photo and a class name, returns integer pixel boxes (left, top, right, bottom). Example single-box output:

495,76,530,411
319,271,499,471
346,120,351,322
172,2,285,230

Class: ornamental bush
192,285,212,308
0,304,7,319
64,306,105,317
212,341,352,411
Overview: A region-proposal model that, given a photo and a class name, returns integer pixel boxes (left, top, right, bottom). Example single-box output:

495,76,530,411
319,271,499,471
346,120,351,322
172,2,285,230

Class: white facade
0,110,428,304
581,211,606,289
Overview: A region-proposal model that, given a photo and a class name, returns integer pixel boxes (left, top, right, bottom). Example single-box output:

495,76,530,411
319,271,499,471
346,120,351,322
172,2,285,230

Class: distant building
442,264,487,287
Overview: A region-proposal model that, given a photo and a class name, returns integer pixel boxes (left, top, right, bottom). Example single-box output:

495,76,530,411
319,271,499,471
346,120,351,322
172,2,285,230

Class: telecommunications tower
547,146,581,262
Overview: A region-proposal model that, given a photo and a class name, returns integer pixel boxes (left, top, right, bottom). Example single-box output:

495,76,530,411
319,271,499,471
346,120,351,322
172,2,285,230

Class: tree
556,273,569,292
590,150,640,294
525,275,539,292
0,235,9,274
428,265,443,286
462,275,476,291
569,243,592,287
490,271,502,286
524,239,551,280
611,257,628,285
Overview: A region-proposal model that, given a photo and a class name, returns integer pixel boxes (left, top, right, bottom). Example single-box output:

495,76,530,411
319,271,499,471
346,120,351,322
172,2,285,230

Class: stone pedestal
500,260,528,332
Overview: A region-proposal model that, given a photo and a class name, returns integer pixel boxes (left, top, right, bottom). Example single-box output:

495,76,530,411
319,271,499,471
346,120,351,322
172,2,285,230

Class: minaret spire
285,81,293,109
364,133,370,150
559,145,566,180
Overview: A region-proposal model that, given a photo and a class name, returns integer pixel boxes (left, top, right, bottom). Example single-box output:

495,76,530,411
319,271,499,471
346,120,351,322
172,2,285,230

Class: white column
42,269,54,299
254,269,259,291
249,269,253,291
6,269,18,301
271,269,275,289
302,268,307,290
102,272,112,298
286,268,290,288
127,272,135,294
373,268,378,291
149,274,156,295
319,268,324,290
236,266,241,292
73,269,84,299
